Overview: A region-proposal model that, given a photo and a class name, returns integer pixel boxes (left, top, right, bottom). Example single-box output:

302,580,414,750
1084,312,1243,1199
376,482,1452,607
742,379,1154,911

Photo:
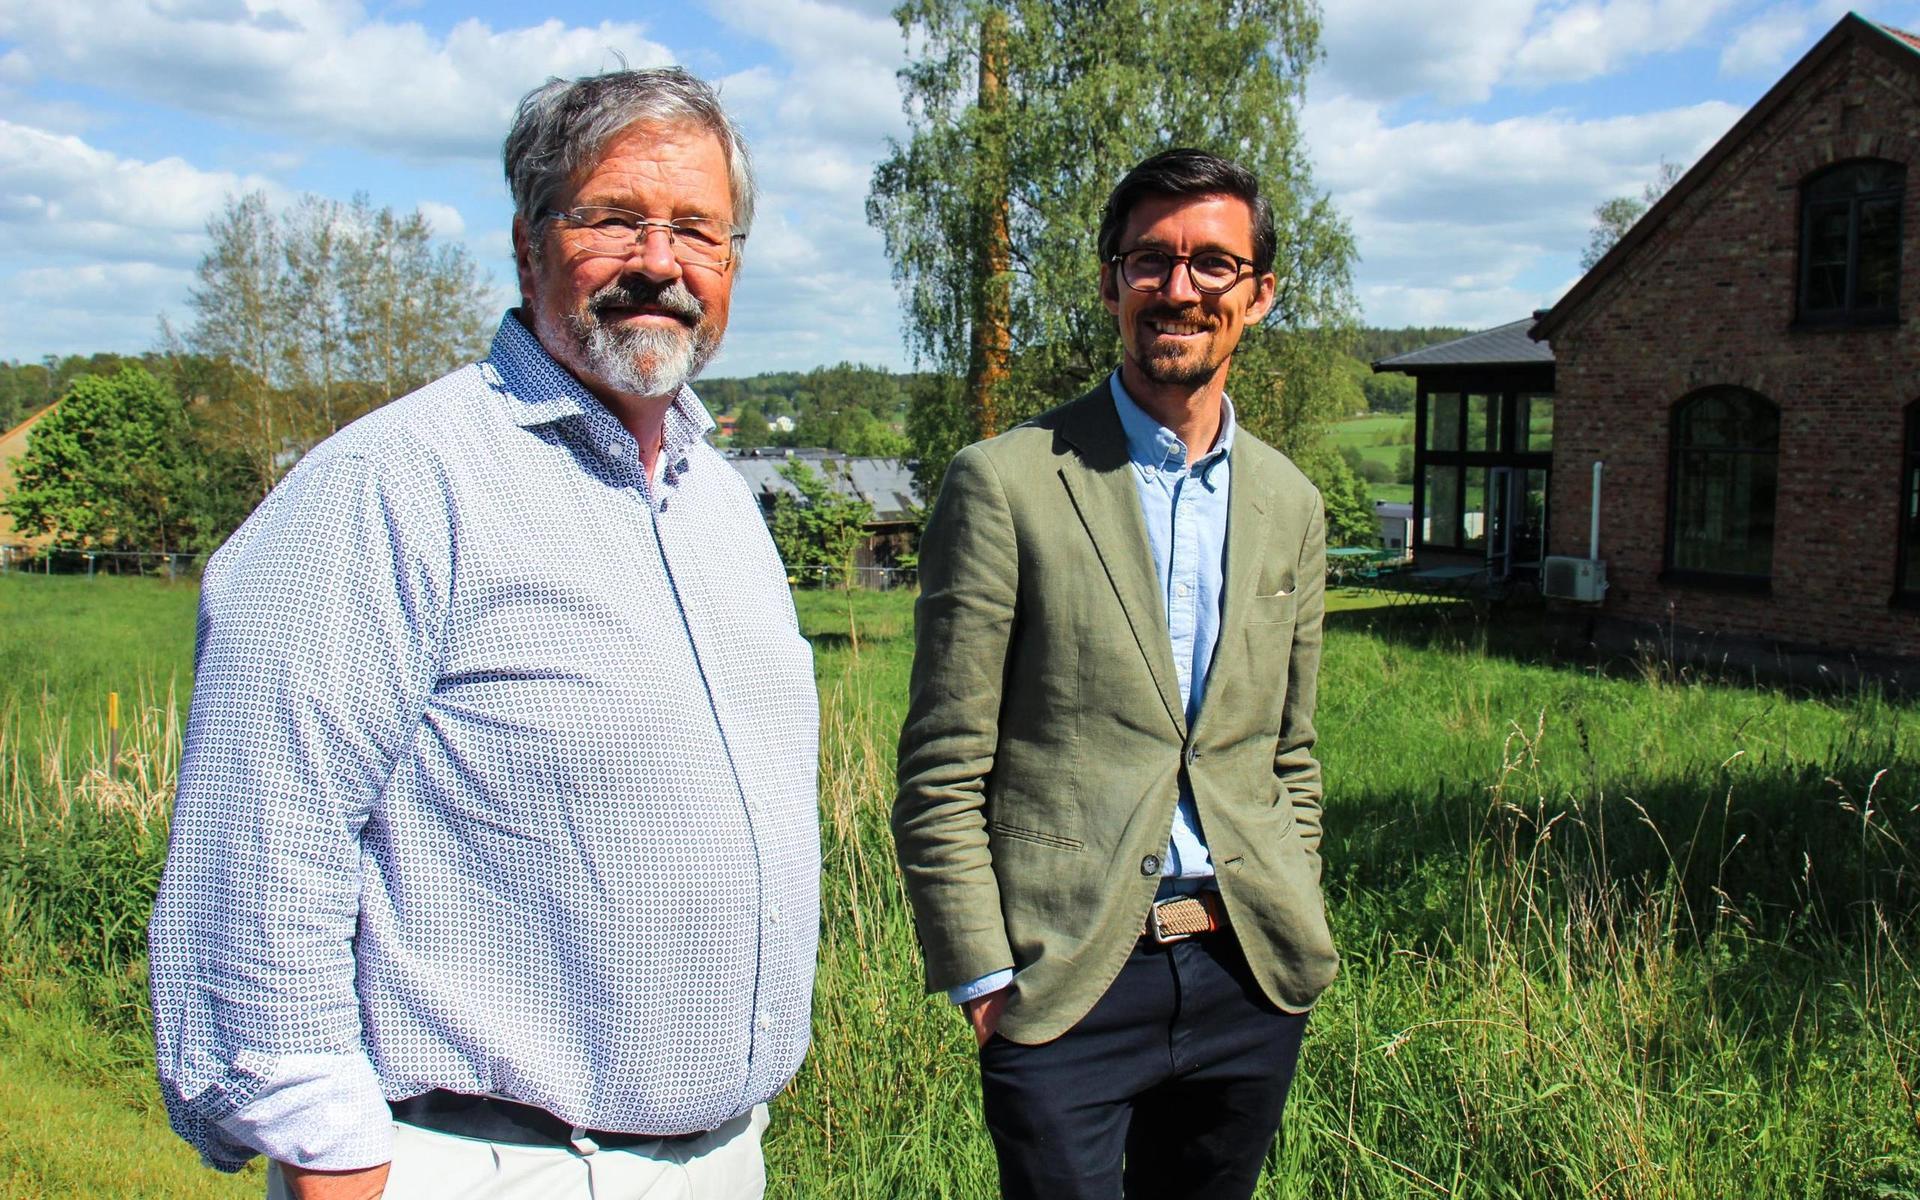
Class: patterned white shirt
149,313,820,1173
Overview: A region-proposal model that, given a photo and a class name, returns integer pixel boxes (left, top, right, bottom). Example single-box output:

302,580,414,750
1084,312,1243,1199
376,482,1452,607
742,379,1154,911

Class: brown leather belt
1146,891,1226,944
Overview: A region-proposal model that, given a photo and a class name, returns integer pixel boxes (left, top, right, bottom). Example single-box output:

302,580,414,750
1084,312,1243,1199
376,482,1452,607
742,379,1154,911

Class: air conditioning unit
1541,556,1608,602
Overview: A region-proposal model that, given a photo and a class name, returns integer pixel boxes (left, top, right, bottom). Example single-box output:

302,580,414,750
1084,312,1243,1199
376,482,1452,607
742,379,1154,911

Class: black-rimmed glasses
1109,248,1254,294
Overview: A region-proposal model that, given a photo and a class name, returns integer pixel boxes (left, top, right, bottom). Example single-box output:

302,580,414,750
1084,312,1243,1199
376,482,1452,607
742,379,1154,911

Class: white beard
583,320,702,399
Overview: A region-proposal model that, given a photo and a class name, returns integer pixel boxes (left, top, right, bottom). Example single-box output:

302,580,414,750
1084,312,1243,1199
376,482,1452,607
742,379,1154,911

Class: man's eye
674,221,727,246
589,215,639,231
1193,254,1237,275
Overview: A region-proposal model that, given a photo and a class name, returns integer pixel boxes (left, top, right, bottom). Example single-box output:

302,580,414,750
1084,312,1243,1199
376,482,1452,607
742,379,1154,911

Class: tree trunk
965,7,1012,441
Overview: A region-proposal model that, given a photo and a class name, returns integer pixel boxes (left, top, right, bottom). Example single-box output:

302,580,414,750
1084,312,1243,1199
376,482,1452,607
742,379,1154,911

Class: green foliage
1352,326,1472,362
769,461,874,586
1359,367,1414,413
2,579,1919,1196
732,402,771,449
1581,160,1685,271
703,363,917,459
0,354,163,435
3,368,211,553
186,190,493,497
870,0,1358,495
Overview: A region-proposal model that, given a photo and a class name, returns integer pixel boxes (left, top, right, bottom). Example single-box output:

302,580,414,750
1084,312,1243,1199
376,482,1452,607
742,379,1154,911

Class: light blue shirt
150,313,821,1172
950,372,1231,1004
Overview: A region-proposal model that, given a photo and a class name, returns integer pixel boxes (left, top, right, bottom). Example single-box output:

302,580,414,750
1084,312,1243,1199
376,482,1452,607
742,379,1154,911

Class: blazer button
1140,854,1161,876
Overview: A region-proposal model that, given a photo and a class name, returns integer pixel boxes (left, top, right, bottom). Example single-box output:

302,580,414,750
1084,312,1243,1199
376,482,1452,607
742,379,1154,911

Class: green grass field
3,574,1917,1198
1331,413,1416,506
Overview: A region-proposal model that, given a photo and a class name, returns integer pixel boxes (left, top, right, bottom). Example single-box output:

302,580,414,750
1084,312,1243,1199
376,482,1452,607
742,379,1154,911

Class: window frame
1795,158,1905,329
1897,401,1920,608
1662,386,1780,592
1411,384,1552,557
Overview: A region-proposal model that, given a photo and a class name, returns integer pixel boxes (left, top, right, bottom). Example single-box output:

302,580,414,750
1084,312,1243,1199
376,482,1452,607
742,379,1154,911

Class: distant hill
1355,326,1474,364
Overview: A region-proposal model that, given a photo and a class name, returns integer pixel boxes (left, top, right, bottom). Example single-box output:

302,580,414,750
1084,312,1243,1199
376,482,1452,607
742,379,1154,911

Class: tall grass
1,576,1915,1197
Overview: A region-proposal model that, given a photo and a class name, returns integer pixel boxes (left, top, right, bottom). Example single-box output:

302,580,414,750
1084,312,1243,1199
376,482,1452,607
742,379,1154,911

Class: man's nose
1161,259,1203,303
630,226,684,281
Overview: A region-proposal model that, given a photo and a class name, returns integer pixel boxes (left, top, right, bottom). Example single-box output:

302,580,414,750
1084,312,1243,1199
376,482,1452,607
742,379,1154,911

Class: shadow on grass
1324,746,1917,959
1327,597,1920,702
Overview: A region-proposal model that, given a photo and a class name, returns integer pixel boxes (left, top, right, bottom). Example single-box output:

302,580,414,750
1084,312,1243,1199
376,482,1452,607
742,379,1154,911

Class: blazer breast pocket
1249,574,1297,624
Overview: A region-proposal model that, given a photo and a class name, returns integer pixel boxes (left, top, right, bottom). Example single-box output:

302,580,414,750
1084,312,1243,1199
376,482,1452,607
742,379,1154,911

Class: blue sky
3,0,1918,377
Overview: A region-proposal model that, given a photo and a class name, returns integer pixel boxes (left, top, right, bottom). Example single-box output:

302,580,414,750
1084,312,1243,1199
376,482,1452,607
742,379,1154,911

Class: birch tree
868,0,1359,497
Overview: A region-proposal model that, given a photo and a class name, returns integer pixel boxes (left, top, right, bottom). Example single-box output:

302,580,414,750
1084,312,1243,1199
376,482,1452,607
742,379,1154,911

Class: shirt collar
484,310,718,459
1109,370,1235,483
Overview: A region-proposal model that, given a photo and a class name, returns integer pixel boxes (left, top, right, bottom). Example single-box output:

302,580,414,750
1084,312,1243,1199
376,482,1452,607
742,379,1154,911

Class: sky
4,0,1920,377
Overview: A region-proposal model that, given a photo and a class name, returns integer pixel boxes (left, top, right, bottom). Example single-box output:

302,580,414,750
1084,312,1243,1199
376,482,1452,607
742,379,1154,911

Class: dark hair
1097,149,1275,276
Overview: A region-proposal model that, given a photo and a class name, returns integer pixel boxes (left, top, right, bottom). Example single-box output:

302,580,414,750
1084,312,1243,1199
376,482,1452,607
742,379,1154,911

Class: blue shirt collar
1109,370,1235,484
485,310,717,458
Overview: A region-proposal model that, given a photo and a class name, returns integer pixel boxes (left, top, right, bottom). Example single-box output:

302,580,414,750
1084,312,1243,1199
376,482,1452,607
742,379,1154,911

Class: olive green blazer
893,381,1338,1045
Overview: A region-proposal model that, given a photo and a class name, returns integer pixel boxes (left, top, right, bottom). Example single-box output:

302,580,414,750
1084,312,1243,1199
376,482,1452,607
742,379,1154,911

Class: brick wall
1549,37,1920,658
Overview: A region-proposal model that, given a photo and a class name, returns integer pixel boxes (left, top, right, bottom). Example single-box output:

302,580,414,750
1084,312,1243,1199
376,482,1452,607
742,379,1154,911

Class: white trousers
266,1105,768,1200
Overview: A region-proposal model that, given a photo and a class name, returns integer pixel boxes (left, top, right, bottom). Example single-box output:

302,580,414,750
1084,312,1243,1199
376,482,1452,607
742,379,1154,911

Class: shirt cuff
947,968,1014,1004
213,1052,395,1172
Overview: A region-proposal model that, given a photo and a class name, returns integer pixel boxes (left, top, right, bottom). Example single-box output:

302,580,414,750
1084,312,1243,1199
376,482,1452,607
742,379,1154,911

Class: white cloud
0,1,676,160
2,261,197,360
1322,0,1738,105
0,120,283,266
414,199,465,240
1321,0,1536,105
694,0,911,371
1306,95,1743,326
0,49,33,86
1718,1,1855,76
1511,0,1737,85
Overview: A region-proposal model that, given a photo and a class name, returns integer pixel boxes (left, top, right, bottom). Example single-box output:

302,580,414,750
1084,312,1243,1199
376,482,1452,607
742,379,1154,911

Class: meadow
1,573,1915,1198
1330,414,1415,505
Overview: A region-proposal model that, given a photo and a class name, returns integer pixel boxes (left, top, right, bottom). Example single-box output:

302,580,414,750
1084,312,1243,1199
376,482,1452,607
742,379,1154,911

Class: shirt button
1177,583,1190,597
1140,854,1161,876
767,908,780,925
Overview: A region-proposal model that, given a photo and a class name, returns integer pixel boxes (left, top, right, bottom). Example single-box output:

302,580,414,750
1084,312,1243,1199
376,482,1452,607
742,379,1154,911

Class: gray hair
504,67,757,246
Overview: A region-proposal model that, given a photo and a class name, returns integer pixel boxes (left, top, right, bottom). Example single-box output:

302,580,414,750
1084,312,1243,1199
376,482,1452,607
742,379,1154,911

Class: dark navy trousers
977,932,1309,1200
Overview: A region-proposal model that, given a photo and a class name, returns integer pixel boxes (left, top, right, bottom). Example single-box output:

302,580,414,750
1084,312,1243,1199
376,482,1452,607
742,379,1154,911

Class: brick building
1529,12,1920,660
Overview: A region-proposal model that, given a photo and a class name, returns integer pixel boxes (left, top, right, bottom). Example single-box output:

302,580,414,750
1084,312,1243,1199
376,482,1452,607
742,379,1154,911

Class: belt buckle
1149,895,1208,944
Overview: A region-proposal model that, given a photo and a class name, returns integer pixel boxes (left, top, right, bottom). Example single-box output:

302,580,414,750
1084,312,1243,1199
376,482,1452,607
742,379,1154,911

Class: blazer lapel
1055,385,1187,736
1205,438,1276,714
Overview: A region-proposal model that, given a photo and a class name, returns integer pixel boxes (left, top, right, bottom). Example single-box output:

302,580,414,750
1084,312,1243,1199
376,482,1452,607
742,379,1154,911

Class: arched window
1666,388,1779,583
1900,402,1920,602
1799,159,1904,326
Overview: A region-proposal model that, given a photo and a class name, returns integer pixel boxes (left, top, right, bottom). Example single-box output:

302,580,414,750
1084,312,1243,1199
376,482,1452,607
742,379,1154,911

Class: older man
150,69,818,1200
894,149,1338,1199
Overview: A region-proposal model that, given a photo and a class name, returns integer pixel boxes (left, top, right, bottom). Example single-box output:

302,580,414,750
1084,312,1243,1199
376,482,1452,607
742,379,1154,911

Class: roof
1372,319,1554,372
1533,12,1920,342
0,401,58,546
723,449,918,524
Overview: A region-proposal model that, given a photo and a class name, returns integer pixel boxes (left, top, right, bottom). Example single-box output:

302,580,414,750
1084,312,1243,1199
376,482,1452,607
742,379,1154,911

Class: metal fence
0,545,206,579
787,565,919,590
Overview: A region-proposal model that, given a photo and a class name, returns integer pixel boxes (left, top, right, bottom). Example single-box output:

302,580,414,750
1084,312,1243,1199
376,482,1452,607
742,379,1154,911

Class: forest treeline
2,320,1467,559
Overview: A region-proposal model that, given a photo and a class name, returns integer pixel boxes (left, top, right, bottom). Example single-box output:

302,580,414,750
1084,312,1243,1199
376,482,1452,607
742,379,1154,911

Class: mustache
1139,303,1211,324
585,278,705,325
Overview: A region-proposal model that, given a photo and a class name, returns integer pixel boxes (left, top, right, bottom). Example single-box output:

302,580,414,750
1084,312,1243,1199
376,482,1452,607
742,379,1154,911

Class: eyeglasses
544,206,741,269
1109,248,1254,295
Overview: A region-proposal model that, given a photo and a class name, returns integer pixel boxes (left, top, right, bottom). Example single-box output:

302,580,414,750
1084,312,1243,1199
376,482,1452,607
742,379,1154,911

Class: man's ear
1245,268,1278,325
512,216,537,308
1100,260,1121,317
